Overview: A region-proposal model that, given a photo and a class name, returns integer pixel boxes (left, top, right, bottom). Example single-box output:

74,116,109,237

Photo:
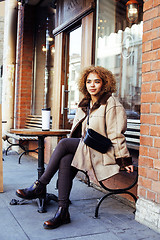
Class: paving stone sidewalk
0,152,160,240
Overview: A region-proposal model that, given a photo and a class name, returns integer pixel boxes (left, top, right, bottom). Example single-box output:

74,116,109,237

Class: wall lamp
126,0,139,23
17,0,29,6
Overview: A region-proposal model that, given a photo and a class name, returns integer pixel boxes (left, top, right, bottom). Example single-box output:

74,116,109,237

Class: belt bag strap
86,102,107,136
84,99,112,153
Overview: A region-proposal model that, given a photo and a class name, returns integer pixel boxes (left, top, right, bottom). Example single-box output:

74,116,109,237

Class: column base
135,197,160,233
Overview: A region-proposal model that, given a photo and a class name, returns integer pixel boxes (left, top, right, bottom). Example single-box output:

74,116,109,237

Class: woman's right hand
125,165,134,173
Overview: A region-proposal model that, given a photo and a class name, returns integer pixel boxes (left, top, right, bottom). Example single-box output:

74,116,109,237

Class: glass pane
67,26,82,122
96,0,143,119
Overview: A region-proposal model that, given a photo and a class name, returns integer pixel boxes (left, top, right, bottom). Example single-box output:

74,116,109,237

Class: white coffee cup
42,108,51,131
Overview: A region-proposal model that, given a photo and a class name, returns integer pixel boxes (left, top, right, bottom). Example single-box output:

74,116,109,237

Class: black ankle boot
43,207,71,229
16,180,46,200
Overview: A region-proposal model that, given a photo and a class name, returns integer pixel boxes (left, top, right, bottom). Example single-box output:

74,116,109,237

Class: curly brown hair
78,66,116,98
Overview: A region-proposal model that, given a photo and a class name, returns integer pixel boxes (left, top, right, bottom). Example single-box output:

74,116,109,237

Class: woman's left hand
125,165,134,173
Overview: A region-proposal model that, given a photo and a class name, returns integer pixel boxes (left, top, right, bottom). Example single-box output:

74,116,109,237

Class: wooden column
2,0,17,133
52,33,64,129
81,12,95,68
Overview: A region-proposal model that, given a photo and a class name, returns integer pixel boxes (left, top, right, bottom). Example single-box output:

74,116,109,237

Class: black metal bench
94,166,138,218
5,115,52,163
82,118,140,218
76,118,140,218
94,119,140,218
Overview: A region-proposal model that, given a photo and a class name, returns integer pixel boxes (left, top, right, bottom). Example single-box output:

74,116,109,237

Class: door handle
61,85,64,115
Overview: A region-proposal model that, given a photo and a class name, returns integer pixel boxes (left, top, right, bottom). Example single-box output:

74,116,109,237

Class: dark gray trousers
39,138,80,208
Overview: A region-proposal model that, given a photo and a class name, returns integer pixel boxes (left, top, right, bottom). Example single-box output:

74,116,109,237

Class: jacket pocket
103,148,116,165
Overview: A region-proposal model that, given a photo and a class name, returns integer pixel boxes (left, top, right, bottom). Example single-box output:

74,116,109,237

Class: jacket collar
78,92,112,113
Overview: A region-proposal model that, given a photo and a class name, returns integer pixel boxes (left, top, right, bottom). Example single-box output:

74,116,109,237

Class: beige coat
70,93,132,181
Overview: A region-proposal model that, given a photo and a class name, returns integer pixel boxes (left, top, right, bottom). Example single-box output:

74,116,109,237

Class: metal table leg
37,136,58,213
10,135,58,212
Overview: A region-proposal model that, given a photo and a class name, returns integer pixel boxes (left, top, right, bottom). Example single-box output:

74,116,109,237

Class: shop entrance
62,26,82,129
52,10,95,130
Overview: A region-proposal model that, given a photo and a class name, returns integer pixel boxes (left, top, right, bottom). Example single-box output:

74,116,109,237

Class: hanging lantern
126,0,139,23
42,45,47,52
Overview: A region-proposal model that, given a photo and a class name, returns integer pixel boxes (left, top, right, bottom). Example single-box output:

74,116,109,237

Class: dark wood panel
53,0,95,35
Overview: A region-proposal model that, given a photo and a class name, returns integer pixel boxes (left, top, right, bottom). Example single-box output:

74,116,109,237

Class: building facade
0,1,5,103
2,0,160,233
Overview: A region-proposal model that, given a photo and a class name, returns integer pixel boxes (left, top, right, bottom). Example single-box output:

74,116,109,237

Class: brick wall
135,0,160,232
16,5,35,128
138,0,160,203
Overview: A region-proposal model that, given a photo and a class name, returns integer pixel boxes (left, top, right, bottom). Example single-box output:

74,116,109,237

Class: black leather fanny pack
84,103,112,153
84,128,112,153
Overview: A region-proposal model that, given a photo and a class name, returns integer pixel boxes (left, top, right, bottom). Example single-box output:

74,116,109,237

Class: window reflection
67,26,82,122
96,0,143,119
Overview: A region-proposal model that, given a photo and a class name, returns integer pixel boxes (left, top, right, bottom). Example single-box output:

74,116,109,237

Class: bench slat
25,126,42,129
126,118,140,150
126,137,140,143
26,119,42,122
25,124,42,127
25,115,52,130
125,130,140,137
126,143,139,150
127,125,140,130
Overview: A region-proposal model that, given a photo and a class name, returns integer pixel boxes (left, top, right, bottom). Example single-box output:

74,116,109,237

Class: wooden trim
81,11,95,68
63,33,70,129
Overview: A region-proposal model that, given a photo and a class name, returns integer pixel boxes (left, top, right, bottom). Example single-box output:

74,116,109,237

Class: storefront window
96,0,143,119
67,26,82,122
